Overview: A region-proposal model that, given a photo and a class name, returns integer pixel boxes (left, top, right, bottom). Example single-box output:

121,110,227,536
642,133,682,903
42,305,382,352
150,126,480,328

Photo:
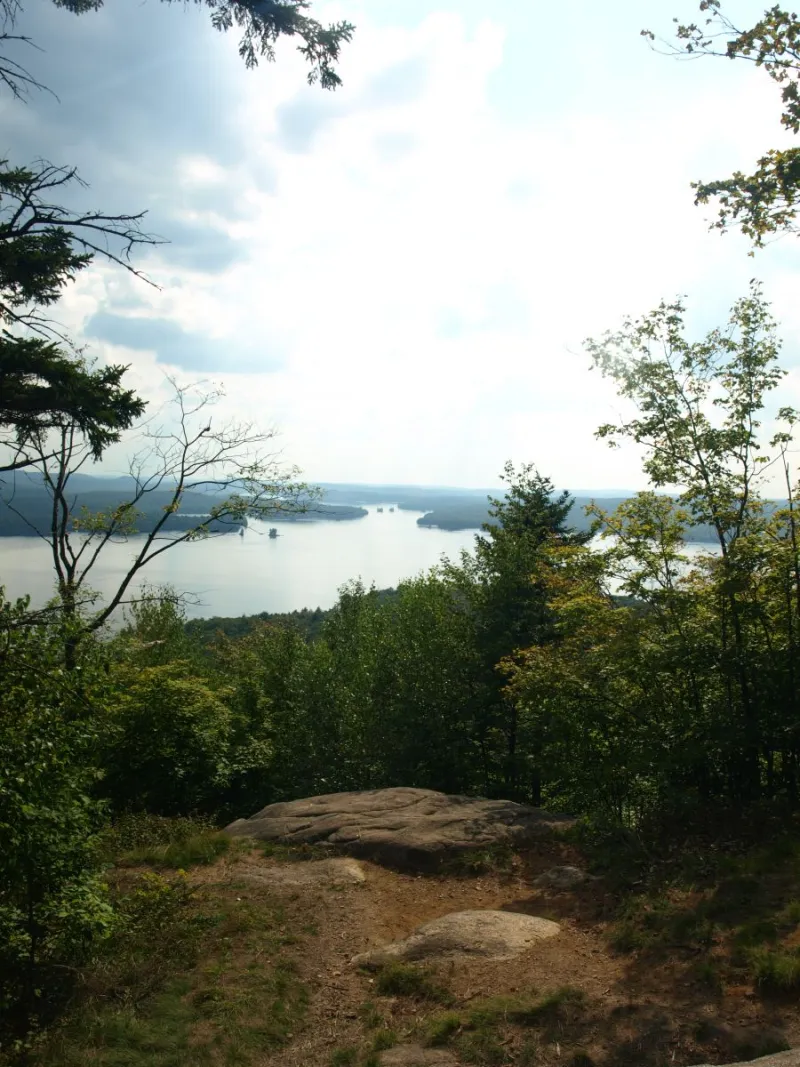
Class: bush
0,599,113,1044
101,663,236,815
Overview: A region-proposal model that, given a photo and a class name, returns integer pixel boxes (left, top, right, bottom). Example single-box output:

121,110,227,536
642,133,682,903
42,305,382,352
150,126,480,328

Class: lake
0,507,480,619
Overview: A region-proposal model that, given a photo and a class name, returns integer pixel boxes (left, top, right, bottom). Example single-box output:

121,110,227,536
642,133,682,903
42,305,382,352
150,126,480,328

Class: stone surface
236,857,365,889
693,1054,800,1067
225,787,571,871
379,1046,460,1066
352,909,560,968
533,865,589,890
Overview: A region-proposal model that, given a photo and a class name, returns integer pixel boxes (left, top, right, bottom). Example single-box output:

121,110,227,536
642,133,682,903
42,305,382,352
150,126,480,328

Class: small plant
425,1011,462,1046
441,844,516,877
374,962,452,1003
457,1028,508,1066
569,1052,596,1067
370,1028,397,1052
690,957,723,991
750,948,800,991
330,1047,358,1067
733,918,779,948
359,1000,383,1030
259,841,332,863
777,899,800,926
102,813,218,850
118,831,231,869
707,876,764,923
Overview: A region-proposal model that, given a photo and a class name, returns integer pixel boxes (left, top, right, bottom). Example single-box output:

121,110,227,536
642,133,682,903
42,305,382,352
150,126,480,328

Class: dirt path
192,836,800,1067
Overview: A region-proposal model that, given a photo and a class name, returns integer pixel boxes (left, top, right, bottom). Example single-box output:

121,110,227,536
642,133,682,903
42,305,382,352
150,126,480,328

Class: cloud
147,217,240,274
84,311,283,373
4,0,799,491
361,54,428,107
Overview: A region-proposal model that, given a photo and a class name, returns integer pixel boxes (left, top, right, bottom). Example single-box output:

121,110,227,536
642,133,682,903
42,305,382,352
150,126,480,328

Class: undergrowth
29,866,310,1067
423,987,589,1066
603,829,800,996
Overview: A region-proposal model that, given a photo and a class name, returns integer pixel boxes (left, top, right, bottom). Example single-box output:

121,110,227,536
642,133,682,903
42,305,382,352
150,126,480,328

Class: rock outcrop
352,909,560,967
225,787,571,871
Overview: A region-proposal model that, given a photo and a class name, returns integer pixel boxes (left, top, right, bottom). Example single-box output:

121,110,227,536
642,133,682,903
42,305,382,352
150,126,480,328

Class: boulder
236,857,366,889
352,909,560,968
225,787,571,871
379,1047,460,1066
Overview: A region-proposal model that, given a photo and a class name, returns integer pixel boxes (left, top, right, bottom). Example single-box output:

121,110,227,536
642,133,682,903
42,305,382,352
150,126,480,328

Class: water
0,507,480,619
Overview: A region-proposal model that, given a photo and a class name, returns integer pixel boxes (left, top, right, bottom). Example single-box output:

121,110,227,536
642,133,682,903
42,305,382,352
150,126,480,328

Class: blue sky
3,0,799,489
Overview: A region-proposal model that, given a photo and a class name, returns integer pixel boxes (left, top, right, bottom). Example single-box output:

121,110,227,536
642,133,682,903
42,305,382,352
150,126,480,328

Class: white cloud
39,0,800,490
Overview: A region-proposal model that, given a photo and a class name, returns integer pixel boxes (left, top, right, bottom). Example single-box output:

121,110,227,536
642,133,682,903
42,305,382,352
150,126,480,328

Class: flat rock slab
236,858,365,889
352,909,560,968
225,787,571,871
693,1054,799,1067
379,1046,460,1066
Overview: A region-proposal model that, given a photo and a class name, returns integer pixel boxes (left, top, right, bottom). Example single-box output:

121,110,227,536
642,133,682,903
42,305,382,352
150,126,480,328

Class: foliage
50,0,355,88
0,595,112,1045
446,463,589,801
34,871,311,1066
97,812,219,858
646,2,800,245
508,286,799,822
0,156,156,474
101,661,236,815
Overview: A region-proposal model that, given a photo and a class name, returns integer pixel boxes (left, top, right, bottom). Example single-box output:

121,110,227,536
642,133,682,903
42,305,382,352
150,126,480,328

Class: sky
3,0,800,491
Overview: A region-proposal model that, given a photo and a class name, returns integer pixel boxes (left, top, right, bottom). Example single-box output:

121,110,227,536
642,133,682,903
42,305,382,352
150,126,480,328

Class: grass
420,988,589,1067
330,1048,358,1067
258,840,334,863
749,947,800,991
440,843,516,877
467,988,587,1039
605,829,800,1002
118,831,231,869
370,1029,397,1052
35,867,311,1067
359,1000,384,1030
373,961,453,1003
99,813,220,857
425,1011,462,1045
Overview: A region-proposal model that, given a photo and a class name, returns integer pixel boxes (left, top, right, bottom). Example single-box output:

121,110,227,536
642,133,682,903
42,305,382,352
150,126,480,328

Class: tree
645,2,800,245
0,157,161,474
445,463,589,802
0,593,113,1038
0,0,353,475
2,0,354,99
585,281,795,800
4,379,307,647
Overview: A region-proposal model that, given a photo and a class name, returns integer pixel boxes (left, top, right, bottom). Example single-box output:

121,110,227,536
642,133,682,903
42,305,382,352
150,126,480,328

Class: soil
191,835,800,1067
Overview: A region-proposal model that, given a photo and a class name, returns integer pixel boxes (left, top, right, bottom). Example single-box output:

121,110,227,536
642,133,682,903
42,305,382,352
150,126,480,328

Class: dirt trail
191,833,800,1067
